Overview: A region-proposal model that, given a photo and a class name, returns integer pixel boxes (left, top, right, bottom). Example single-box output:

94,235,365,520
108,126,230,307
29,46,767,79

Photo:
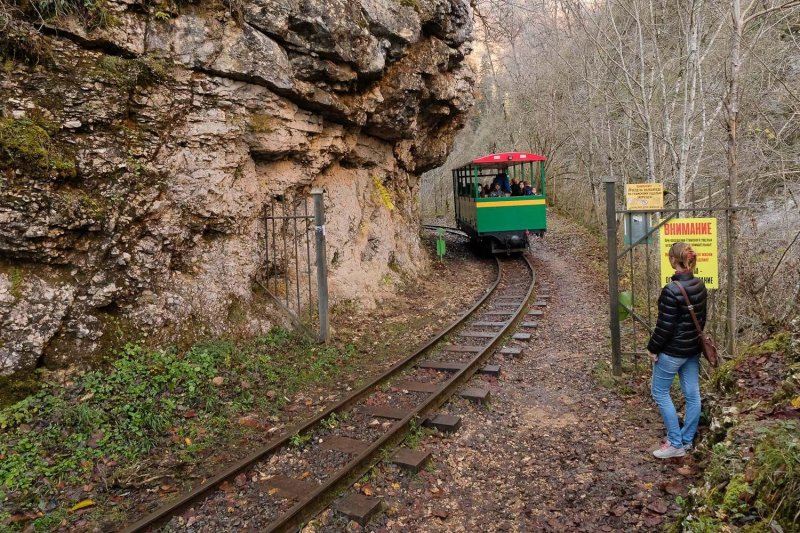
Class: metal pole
630,246,636,370
311,188,329,343
604,177,623,376
304,198,313,324
270,200,277,295
264,204,269,286
293,197,301,316
282,199,290,308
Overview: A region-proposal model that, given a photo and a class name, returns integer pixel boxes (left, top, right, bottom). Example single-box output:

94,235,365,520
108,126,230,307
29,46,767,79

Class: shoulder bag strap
673,281,704,335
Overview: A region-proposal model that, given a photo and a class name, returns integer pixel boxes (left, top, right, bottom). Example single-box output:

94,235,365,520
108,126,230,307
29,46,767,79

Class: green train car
452,151,547,253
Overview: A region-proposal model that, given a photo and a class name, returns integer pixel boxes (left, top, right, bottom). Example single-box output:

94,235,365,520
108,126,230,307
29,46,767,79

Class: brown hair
669,242,697,271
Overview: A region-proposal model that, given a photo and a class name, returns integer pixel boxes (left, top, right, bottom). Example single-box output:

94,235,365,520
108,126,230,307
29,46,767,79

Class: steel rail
121,257,504,533
262,254,536,532
421,224,469,237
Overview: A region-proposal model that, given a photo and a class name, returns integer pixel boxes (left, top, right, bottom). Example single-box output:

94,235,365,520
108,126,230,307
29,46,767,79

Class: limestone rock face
0,0,474,376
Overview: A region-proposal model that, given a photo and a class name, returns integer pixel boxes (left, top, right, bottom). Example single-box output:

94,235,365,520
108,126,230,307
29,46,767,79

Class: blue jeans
651,353,701,448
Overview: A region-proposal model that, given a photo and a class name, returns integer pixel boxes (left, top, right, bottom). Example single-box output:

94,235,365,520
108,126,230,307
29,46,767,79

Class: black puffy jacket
647,272,707,357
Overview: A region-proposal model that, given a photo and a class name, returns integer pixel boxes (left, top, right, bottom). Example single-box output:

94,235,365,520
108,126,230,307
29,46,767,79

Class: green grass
28,0,116,28
591,358,637,395
0,328,356,530
402,417,427,449
289,432,312,448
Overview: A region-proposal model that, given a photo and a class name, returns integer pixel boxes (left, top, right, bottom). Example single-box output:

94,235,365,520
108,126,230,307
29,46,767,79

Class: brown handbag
674,281,719,367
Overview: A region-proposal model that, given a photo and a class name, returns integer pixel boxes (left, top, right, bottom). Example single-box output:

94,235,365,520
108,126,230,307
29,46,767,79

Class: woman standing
647,242,708,459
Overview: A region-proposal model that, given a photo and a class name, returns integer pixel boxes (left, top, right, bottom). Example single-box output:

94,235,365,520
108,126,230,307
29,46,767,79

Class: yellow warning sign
659,217,719,289
625,183,664,210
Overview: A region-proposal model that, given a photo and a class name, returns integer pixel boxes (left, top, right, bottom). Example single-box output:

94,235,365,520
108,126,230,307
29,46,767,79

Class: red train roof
472,152,547,165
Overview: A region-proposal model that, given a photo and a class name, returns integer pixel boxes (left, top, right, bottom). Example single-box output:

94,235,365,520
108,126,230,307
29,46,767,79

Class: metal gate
259,189,329,342
603,178,741,375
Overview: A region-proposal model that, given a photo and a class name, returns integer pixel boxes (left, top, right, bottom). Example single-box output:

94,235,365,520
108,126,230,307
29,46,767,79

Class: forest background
423,0,800,344
421,0,800,528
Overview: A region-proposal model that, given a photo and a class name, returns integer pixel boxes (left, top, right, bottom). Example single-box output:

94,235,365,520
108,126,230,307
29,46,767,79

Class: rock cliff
0,0,474,376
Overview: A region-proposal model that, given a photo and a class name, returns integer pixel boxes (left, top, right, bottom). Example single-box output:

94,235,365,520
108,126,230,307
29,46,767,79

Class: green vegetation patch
591,358,638,396
92,55,170,90
27,0,116,28
0,329,356,531
677,422,799,532
0,117,76,177
673,329,800,533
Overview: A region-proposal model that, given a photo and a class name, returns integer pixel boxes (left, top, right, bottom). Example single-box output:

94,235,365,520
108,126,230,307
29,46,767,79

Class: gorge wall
0,0,474,376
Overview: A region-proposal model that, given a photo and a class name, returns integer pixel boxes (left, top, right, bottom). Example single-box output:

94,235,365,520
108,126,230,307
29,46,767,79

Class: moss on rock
92,55,170,90
0,117,76,177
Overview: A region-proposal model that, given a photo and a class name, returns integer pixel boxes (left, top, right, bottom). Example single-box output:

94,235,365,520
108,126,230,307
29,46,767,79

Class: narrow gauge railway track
123,255,537,533
420,224,469,238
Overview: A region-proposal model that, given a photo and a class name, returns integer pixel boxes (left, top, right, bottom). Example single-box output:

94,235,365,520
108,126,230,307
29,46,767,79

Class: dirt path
316,214,700,532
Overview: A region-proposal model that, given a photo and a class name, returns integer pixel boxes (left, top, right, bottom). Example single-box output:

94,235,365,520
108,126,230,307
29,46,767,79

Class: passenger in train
521,181,534,195
510,178,521,196
492,171,511,193
488,183,503,197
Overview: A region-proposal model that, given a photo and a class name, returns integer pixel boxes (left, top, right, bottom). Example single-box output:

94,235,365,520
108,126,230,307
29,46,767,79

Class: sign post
436,228,446,261
659,217,719,288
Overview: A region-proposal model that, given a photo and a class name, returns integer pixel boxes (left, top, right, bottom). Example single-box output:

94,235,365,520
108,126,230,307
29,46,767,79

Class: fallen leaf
662,479,683,496
183,410,197,418
211,376,224,386
8,513,40,523
238,416,261,429
184,437,192,446
219,481,234,493
391,483,401,490
643,514,664,527
86,431,103,449
677,465,697,477
361,484,375,496
69,500,95,513
647,500,668,514
432,508,449,519
268,488,279,496
299,471,311,480
610,505,627,516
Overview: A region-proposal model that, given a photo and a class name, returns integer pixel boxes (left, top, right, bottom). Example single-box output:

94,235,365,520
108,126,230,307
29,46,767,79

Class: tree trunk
725,0,742,357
